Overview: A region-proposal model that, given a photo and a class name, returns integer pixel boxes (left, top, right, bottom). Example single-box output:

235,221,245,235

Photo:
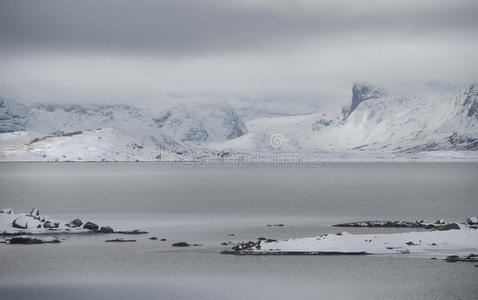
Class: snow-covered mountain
210,83,478,154
1,82,477,161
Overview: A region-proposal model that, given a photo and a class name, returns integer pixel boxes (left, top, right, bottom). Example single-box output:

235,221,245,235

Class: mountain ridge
1,82,477,161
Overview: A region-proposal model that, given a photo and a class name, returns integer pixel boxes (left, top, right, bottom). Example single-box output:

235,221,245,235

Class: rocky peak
345,83,385,118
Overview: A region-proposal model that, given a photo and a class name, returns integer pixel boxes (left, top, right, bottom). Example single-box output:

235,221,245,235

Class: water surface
1,162,477,299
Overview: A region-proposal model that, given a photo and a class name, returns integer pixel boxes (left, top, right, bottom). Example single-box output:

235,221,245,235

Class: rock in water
83,222,99,231
98,226,114,233
172,242,190,247
12,217,28,229
105,238,136,243
9,237,42,244
115,229,148,234
8,237,60,244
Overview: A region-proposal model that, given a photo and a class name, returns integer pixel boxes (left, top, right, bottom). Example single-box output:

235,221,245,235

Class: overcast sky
0,0,477,107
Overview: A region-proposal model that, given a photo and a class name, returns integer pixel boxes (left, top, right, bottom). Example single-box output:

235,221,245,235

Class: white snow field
228,227,478,257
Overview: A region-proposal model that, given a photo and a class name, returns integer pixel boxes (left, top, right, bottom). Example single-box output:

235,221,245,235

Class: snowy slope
0,100,247,161
210,83,478,153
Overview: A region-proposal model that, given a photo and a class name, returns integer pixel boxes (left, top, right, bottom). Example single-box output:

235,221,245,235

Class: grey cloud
1,0,477,57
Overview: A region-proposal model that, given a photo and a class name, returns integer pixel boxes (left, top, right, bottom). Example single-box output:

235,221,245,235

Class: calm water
0,162,477,299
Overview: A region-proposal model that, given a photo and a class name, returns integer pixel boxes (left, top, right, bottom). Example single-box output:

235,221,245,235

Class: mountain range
1,82,477,162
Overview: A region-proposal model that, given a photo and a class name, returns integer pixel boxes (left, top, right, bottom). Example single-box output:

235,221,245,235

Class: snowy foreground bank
0,208,146,243
223,225,478,257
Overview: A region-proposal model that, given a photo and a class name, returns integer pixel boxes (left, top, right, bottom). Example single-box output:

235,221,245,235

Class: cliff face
463,85,478,118
346,83,385,118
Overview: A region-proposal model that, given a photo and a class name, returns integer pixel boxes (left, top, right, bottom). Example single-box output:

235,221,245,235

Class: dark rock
70,219,83,227
227,233,235,236
43,221,54,229
37,224,42,228
431,257,437,260
0,208,14,214
115,229,148,234
265,239,277,243
333,220,423,228
149,237,158,240
192,244,202,246
466,217,478,225
12,217,28,229
445,254,478,263
431,243,437,246
98,226,114,233
27,208,40,217
232,241,258,251
257,237,267,241
160,238,167,241
172,242,190,247
9,237,42,244
406,241,417,246
83,222,99,231
221,242,228,245
445,255,460,262
8,237,60,244
105,238,136,242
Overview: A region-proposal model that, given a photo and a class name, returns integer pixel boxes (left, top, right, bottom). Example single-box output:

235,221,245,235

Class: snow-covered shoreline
1,149,478,163
0,208,147,241
223,218,478,257
223,229,478,257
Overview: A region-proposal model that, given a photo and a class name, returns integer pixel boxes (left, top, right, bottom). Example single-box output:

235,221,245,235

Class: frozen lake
1,162,477,299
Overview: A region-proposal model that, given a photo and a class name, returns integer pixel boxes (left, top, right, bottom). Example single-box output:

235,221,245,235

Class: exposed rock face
448,133,478,150
12,217,27,229
463,85,478,118
0,99,29,133
345,83,384,118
